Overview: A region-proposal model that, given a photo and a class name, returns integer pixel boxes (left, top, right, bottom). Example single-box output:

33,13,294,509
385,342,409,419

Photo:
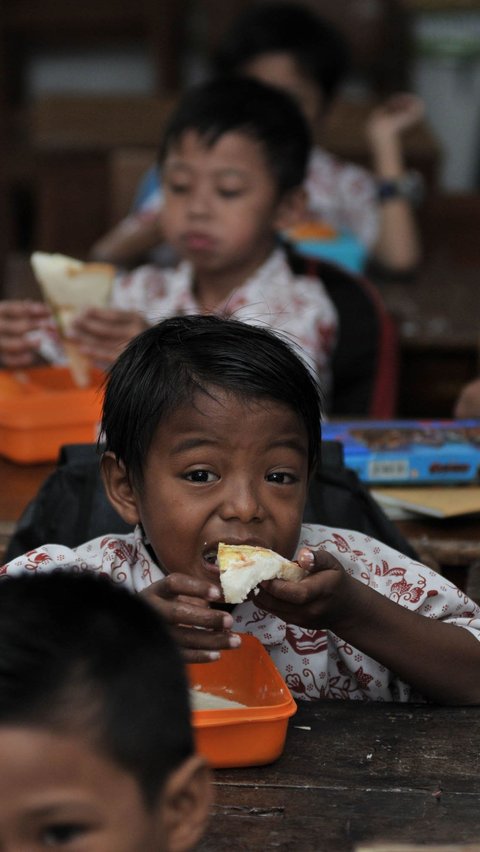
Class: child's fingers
253,549,348,622
172,625,241,660
142,575,232,631
146,573,221,602
73,340,126,367
249,550,343,607
167,599,233,631
296,548,344,578
181,643,240,664
72,308,146,338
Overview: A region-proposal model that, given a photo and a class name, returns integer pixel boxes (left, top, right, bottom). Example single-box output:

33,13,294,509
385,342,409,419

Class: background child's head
159,75,311,200
214,2,351,131
101,315,323,491
0,571,211,851
158,77,311,282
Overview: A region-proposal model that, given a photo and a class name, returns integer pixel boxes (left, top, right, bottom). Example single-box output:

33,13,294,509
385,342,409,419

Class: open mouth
202,545,220,575
204,549,218,566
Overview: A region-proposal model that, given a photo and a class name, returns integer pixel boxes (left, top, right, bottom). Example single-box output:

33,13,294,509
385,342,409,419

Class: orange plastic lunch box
0,366,104,464
188,634,297,768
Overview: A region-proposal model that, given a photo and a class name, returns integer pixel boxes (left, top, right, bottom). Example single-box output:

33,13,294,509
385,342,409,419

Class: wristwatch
376,171,425,206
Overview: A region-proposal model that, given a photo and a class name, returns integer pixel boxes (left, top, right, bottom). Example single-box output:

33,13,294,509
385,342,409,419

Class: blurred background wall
2,0,480,261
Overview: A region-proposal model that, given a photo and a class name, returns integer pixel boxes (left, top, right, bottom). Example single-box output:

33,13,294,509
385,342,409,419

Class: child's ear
157,754,213,852
101,451,141,526
273,186,308,232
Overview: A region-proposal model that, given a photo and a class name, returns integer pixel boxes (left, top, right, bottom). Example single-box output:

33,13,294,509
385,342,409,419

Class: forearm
334,577,480,704
370,132,421,271
373,201,421,271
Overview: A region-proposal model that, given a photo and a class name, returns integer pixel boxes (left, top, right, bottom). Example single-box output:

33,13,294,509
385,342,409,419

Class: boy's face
242,52,324,132
106,389,309,591
0,726,209,852
162,130,299,288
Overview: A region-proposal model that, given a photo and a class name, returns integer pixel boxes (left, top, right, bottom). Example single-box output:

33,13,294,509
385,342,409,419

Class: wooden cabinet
1,0,186,268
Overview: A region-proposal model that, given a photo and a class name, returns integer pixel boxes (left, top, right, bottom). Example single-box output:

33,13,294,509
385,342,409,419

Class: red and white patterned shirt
30,247,337,396
306,148,378,249
4,524,479,703
112,247,337,391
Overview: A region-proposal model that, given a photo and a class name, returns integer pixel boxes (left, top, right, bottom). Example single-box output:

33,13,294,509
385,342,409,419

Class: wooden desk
396,514,480,601
199,700,480,851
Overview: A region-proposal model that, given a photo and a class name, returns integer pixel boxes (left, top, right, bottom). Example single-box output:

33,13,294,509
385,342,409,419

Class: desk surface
199,700,480,851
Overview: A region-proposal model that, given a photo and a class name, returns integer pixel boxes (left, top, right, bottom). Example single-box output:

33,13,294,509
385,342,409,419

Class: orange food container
188,634,297,768
0,366,104,464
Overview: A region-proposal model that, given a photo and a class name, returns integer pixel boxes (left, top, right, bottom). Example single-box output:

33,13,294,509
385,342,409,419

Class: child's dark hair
159,76,311,196
0,571,193,808
214,2,350,108
101,315,323,488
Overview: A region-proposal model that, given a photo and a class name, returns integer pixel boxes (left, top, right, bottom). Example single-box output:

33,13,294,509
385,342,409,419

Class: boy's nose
219,480,264,523
186,186,211,218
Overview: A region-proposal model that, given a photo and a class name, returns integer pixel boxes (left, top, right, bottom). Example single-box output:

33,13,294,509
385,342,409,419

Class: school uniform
5,523,479,703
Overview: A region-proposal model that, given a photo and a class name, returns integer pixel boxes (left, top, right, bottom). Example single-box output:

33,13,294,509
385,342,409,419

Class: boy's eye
184,469,218,483
42,823,88,846
167,182,190,195
217,188,243,199
266,471,297,484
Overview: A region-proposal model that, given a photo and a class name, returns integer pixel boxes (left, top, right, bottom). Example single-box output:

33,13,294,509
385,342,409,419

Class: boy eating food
3,316,480,704
0,570,211,851
0,77,337,397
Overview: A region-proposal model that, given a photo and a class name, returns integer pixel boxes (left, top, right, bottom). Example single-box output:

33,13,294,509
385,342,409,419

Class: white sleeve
0,534,155,593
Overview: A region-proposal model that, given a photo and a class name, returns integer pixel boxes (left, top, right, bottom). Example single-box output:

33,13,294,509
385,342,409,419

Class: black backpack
4,441,417,563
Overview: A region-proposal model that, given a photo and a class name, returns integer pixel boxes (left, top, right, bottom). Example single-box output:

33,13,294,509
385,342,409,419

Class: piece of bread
31,252,116,387
218,542,305,604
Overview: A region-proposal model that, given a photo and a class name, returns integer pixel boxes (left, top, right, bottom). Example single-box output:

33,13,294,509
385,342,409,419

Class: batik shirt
4,524,479,703
111,247,337,391
31,247,337,395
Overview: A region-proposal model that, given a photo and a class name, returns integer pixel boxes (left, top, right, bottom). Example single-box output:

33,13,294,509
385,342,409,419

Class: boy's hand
0,300,51,367
366,93,425,145
141,573,241,663
454,377,480,418
253,548,360,630
69,307,149,367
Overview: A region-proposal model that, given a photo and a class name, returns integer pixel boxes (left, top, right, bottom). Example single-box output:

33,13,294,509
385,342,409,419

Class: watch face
377,171,424,205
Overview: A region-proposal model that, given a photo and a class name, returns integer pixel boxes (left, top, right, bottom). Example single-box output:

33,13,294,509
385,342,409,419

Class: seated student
0,570,211,852
4,315,480,705
0,77,337,396
91,2,424,275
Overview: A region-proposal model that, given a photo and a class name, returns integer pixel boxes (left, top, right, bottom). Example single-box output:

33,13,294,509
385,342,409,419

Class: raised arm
366,93,425,273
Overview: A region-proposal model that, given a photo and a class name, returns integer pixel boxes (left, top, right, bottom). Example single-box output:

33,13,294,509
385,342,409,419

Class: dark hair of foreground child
101,314,323,488
0,571,211,852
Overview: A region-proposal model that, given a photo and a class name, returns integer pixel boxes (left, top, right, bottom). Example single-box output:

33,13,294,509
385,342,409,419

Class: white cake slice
218,542,305,604
31,251,116,387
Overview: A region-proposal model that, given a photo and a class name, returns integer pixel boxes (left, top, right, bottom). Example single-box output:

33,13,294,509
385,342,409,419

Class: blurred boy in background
92,2,424,275
0,77,337,398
